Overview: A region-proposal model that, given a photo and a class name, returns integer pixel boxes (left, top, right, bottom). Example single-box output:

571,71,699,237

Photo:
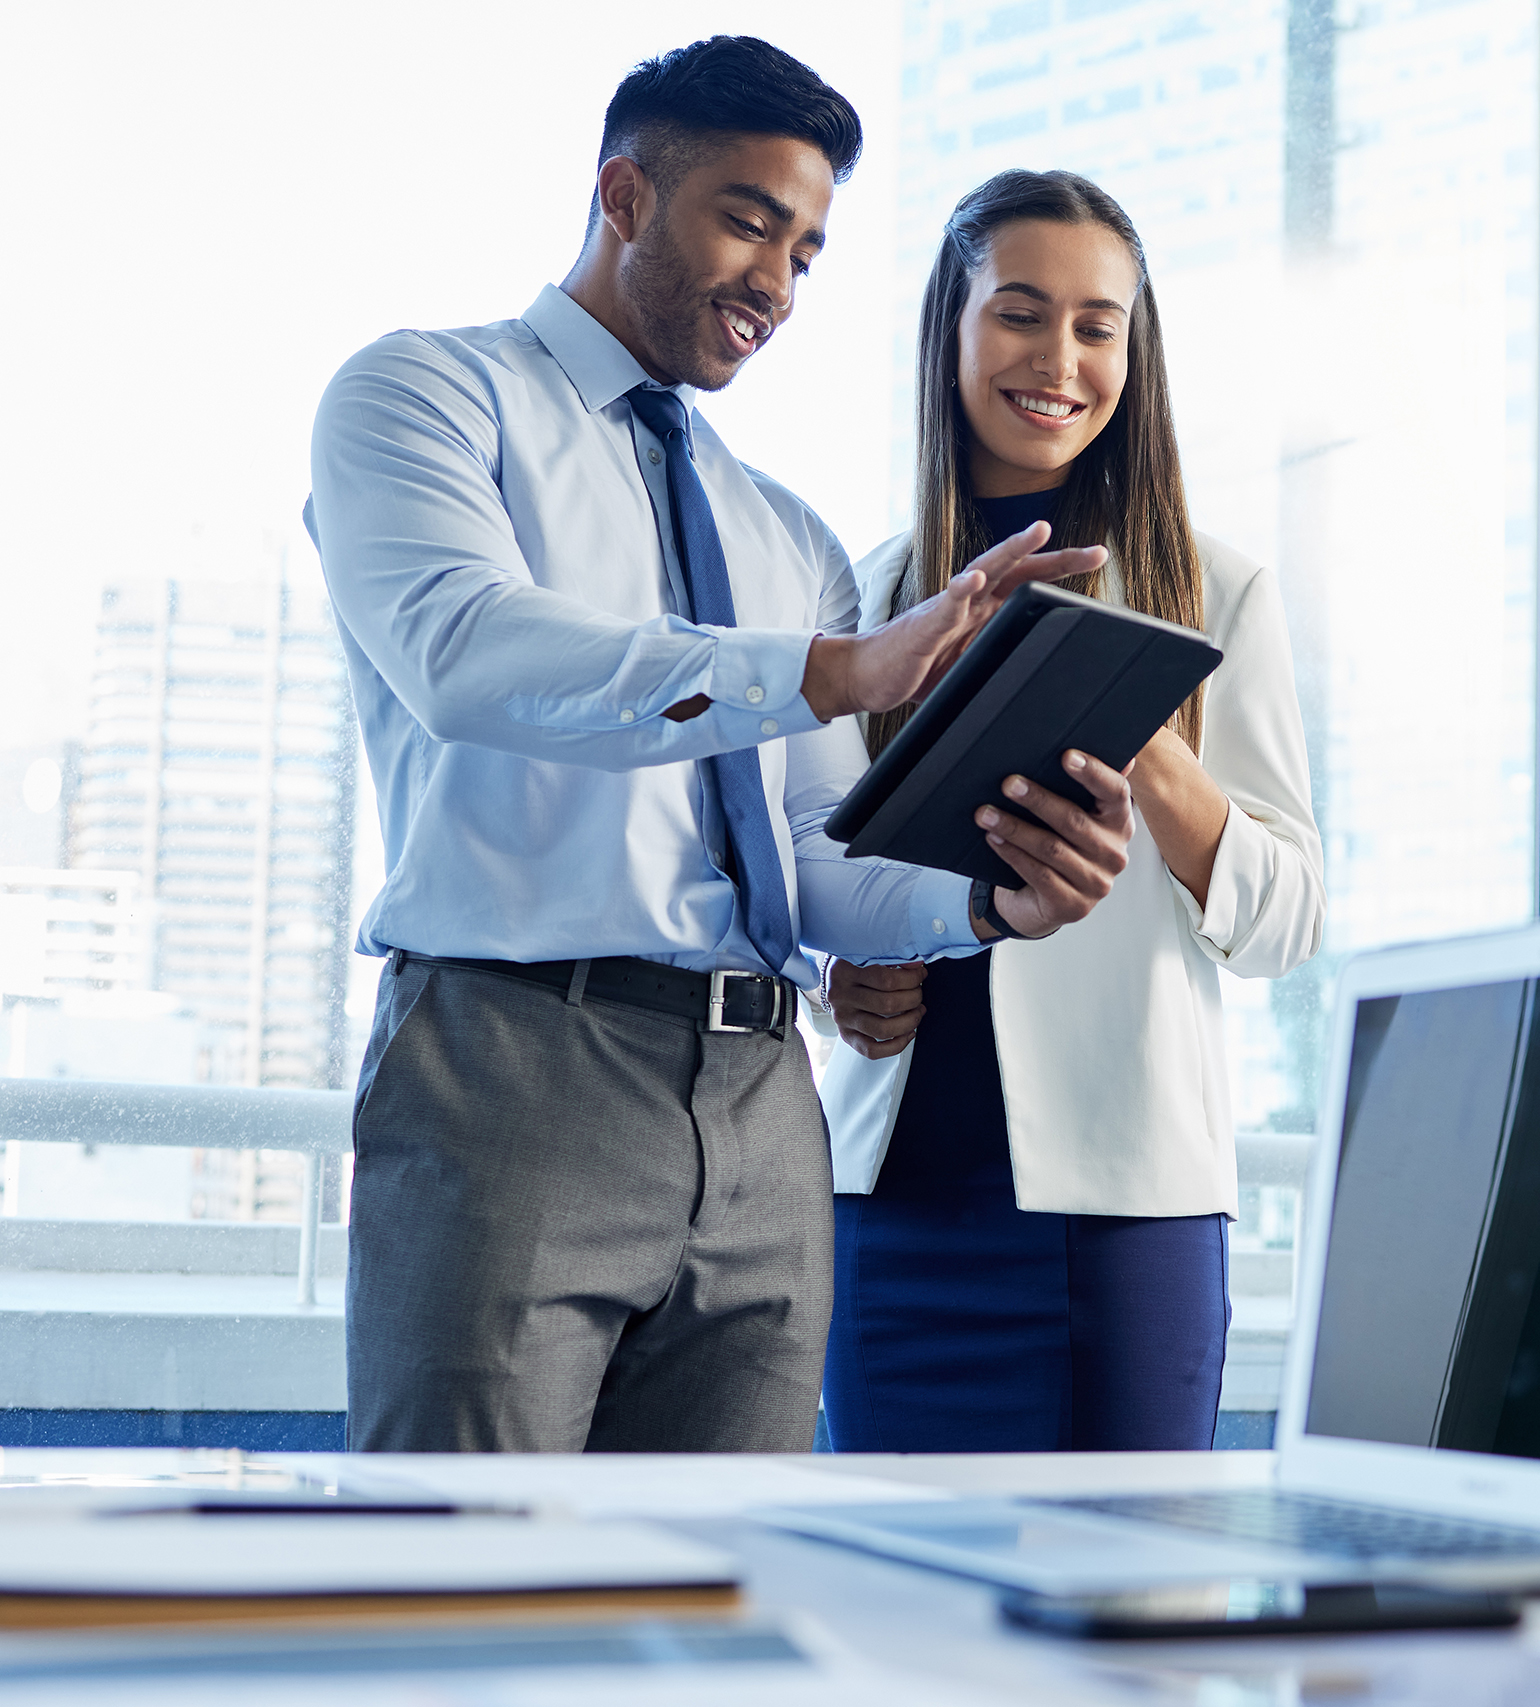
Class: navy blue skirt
822,954,1230,1453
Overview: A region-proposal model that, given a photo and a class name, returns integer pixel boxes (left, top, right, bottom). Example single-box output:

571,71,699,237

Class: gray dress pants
345,956,834,1453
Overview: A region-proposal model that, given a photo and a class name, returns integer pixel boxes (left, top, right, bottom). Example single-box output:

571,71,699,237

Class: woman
818,170,1325,1453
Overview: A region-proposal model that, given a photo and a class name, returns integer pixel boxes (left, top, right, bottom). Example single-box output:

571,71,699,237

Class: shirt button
760,718,778,736
647,448,662,465
745,684,765,705
619,709,635,724
931,918,946,935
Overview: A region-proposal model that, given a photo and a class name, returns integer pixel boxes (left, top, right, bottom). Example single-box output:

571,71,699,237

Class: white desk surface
0,1447,1537,1705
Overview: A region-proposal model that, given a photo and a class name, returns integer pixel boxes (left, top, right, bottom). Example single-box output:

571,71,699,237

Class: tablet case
824,582,1223,889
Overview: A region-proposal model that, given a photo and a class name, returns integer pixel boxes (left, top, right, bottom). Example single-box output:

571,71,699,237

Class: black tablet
824,582,1223,889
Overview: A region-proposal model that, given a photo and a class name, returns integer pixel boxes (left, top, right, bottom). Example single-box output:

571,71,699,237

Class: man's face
619,134,835,392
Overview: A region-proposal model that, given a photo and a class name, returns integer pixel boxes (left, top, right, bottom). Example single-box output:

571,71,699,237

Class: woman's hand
826,755,1136,1059
826,959,928,1060
1126,726,1230,909
972,752,1136,939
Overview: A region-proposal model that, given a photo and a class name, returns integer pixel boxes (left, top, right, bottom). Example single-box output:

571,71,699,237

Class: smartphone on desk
1000,1579,1520,1640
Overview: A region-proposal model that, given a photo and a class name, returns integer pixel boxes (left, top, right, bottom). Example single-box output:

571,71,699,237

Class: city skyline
0,577,356,1223
0,2,1535,1148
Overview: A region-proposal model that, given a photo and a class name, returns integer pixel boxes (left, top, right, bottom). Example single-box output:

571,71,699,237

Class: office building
0,867,142,1008
0,866,206,1090
68,576,356,1091
62,577,357,1220
0,867,207,1219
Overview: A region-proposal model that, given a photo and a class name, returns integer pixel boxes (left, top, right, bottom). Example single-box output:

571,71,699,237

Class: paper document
0,1514,734,1598
268,1452,951,1520
0,1613,1021,1707
0,1450,359,1516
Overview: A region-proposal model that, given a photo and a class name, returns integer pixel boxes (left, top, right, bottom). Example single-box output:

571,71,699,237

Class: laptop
766,925,1540,1592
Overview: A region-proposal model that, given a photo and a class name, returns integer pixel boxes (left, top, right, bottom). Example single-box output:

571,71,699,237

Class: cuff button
746,684,766,704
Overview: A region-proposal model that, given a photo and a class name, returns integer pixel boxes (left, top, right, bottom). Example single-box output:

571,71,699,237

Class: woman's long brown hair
867,169,1206,759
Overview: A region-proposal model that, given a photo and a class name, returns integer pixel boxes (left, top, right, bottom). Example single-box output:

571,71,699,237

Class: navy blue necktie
628,385,795,975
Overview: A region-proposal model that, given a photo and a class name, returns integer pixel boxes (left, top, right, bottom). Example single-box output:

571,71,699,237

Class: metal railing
0,1080,351,1306
0,1078,1316,1312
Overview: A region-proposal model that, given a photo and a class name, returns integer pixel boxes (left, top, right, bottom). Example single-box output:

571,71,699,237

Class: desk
739,1451,1540,1702
0,1447,1536,1705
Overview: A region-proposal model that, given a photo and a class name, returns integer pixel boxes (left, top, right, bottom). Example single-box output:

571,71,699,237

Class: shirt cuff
1170,799,1275,954
706,627,823,743
908,869,983,959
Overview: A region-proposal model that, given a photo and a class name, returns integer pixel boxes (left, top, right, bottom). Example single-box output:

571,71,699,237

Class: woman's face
956,218,1142,497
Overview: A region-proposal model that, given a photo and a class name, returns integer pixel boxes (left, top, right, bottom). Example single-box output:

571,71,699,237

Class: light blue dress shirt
305,284,977,986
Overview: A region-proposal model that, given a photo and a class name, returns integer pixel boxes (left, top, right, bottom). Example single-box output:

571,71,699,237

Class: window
894,0,1538,1129
0,5,1532,1428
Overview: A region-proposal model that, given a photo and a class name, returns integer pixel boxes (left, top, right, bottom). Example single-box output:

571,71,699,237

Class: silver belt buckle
707,969,782,1034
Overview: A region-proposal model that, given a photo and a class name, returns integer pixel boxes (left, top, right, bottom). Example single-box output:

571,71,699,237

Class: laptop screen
1305,977,1540,1457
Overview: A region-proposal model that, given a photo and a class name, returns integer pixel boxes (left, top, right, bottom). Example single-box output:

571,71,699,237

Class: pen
101,1499,530,1518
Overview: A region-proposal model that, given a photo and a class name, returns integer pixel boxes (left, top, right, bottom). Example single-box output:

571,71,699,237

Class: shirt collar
522,284,698,418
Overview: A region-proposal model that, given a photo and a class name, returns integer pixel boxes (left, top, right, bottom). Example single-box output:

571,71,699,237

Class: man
305,35,1133,1454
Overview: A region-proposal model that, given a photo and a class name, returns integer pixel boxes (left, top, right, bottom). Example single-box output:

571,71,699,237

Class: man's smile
713,300,771,358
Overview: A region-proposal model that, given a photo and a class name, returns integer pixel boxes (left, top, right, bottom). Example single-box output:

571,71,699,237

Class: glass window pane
894,0,1539,1129
3,4,1535,1207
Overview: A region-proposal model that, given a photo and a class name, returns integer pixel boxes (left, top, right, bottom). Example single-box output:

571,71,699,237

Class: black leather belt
391,949,789,1035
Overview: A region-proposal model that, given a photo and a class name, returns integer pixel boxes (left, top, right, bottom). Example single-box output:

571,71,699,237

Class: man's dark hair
585,36,862,239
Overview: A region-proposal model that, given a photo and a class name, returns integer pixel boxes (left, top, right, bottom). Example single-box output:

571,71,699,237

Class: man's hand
973,751,1135,940
800,522,1106,723
825,959,927,1061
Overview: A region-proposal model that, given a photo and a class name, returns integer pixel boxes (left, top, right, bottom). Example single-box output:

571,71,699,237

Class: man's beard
624,216,744,393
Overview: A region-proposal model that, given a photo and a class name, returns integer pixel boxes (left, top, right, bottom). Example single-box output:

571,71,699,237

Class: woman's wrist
1126,725,1185,807
1129,727,1229,907
970,878,1030,941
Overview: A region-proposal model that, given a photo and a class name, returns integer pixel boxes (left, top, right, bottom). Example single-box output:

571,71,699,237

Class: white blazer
818,529,1326,1220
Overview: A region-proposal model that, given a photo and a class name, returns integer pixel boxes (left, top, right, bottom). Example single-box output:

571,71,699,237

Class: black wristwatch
970,877,1028,942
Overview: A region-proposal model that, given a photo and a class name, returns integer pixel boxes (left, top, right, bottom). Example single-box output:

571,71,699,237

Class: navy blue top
873,486,1062,1203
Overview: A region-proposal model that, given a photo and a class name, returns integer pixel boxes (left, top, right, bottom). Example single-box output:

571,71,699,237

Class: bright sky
0,2,901,752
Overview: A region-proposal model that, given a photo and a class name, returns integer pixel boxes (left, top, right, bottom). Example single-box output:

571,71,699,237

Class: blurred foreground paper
0,1514,738,1628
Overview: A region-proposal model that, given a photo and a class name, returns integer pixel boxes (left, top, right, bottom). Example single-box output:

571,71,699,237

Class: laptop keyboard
1054,1490,1540,1560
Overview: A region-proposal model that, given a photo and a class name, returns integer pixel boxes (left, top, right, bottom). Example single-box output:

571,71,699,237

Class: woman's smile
999,386,1088,427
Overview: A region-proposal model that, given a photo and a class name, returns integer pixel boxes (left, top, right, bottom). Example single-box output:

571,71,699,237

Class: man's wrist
800,635,855,723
